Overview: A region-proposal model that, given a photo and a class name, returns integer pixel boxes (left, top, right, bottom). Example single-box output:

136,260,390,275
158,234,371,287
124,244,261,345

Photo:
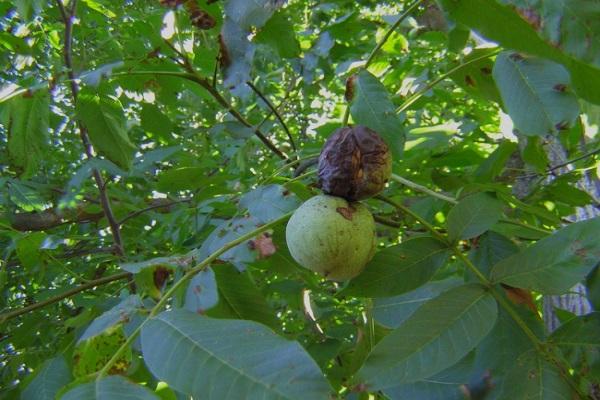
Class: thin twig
117,198,192,226
246,81,297,156
396,48,502,114
390,174,551,234
391,173,457,204
341,0,424,125
0,272,131,323
365,0,425,68
547,147,600,173
114,70,288,160
376,194,586,398
55,0,124,256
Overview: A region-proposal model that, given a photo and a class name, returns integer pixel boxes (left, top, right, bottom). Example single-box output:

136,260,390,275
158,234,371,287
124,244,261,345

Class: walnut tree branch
0,271,131,323
246,80,297,156
55,0,124,255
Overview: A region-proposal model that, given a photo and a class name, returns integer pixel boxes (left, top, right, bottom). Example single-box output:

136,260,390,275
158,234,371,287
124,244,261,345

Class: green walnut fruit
286,195,376,281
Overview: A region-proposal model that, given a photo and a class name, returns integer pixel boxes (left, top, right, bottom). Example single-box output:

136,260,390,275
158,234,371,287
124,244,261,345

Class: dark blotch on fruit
318,125,392,201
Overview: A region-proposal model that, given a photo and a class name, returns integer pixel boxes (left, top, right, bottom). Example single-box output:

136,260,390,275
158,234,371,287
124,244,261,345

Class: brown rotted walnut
318,125,392,201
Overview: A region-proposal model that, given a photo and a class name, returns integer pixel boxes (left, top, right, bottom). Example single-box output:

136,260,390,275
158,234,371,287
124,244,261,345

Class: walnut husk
318,125,392,201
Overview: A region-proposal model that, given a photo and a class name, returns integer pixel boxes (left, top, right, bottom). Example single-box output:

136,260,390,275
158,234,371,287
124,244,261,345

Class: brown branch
246,81,297,155
0,271,131,323
6,207,104,231
159,42,288,161
55,0,124,255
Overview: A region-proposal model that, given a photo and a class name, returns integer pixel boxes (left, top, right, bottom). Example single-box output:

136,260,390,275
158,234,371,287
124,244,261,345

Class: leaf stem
391,173,457,204
341,0,424,126
376,194,585,397
246,80,298,157
55,0,124,256
396,48,502,114
390,174,551,234
96,211,293,379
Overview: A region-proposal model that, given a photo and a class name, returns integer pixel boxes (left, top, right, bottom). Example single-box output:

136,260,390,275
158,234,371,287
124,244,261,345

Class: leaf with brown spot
250,233,277,259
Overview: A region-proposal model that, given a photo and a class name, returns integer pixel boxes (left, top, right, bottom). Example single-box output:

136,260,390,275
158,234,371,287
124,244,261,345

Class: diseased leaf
491,217,600,294
342,237,451,298
493,52,580,136
496,351,573,399
184,267,219,315
449,47,501,103
447,192,504,242
350,70,405,156
79,295,143,341
438,0,600,104
73,326,131,377
76,93,136,169
141,309,332,400
357,284,497,389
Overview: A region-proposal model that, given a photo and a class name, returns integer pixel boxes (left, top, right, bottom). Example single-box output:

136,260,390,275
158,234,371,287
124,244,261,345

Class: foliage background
1,0,600,399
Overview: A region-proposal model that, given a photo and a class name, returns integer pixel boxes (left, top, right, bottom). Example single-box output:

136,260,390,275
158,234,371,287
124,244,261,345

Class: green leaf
255,13,300,59
15,0,44,20
21,356,72,400
491,217,600,294
496,351,573,399
522,136,549,172
341,237,451,298
156,167,205,192
16,232,46,270
545,181,595,207
60,376,158,400
357,284,497,389
141,309,332,400
473,304,542,397
474,140,518,183
550,312,600,346
120,254,189,274
446,192,504,242
239,184,300,224
382,352,475,400
493,52,580,136
6,91,49,177
350,70,405,156
469,231,519,279
207,264,279,330
76,93,136,169
140,103,173,141
7,180,49,211
373,278,463,329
